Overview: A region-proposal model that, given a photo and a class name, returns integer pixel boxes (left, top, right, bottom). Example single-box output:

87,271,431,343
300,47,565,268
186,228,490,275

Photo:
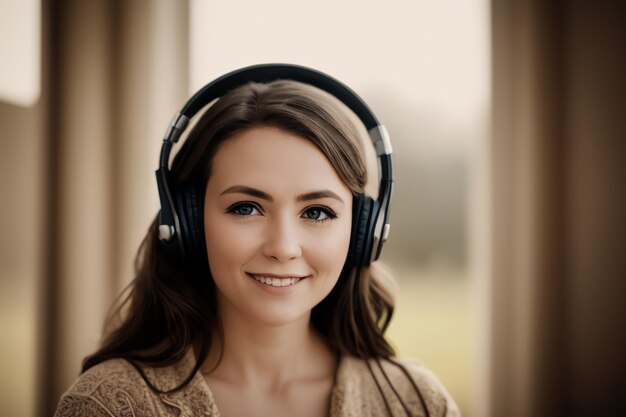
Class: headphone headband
184,64,379,127
156,63,393,266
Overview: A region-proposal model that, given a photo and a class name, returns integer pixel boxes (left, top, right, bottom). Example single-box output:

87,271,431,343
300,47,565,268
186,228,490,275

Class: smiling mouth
249,274,305,287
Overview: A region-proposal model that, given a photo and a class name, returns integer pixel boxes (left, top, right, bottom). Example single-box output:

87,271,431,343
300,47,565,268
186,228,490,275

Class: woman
55,65,459,417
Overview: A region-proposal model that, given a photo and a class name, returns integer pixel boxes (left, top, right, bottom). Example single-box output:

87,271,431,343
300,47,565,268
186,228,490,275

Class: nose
262,217,302,262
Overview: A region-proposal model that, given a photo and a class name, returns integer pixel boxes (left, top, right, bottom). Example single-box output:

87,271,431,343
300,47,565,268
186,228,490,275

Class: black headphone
155,63,393,268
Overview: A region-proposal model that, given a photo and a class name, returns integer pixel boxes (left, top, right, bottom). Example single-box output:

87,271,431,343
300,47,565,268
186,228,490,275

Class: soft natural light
0,0,41,107
189,0,488,130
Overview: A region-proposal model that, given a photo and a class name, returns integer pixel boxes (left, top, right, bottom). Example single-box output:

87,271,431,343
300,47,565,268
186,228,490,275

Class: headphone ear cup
350,194,374,267
175,183,206,264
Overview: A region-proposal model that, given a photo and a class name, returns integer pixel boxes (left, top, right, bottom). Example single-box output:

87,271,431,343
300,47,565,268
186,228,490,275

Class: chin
246,303,313,328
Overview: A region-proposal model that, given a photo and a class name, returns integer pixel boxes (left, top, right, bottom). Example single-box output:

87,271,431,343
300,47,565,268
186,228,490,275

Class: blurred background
0,0,623,416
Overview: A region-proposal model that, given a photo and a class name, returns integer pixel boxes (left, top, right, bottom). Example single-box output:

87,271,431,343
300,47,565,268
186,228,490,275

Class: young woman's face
203,126,353,327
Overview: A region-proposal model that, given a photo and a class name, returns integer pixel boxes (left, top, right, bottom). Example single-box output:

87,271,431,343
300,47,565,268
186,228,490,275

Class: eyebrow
220,186,272,201
219,185,344,204
297,190,344,204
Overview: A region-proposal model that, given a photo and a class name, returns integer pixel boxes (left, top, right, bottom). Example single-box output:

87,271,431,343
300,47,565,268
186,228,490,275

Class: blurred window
0,0,40,107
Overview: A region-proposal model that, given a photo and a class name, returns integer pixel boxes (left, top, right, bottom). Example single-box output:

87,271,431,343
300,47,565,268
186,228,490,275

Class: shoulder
54,353,217,417
55,359,150,417
54,358,158,417
332,355,460,417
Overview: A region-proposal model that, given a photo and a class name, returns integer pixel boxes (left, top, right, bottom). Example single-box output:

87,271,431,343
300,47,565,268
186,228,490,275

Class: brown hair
82,80,396,390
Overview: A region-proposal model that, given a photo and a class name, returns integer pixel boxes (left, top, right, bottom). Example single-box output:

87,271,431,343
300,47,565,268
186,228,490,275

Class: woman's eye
303,207,336,222
228,202,260,217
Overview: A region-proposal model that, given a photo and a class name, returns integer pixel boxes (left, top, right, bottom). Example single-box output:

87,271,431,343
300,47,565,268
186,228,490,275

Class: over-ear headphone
155,63,393,268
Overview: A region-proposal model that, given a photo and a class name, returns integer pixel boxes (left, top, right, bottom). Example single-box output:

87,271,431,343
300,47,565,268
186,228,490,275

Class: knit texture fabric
55,350,460,417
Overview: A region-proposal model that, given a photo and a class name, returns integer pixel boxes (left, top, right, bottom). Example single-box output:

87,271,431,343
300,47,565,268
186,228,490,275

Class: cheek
204,215,256,276
306,220,353,279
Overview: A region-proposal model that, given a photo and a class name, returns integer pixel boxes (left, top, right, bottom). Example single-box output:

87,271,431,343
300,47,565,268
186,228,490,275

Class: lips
247,273,307,287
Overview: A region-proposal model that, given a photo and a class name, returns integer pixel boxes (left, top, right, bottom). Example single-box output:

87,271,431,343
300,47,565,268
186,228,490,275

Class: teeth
253,275,302,287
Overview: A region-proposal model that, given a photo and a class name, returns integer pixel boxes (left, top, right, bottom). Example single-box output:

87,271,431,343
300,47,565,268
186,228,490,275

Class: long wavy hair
82,80,397,392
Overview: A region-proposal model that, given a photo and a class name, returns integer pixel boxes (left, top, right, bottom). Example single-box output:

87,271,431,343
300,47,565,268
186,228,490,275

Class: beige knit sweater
55,350,459,417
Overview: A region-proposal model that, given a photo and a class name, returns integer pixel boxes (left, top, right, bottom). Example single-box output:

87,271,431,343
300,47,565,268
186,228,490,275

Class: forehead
206,126,350,196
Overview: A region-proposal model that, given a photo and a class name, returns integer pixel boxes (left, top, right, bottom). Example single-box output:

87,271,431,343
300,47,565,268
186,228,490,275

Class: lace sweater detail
55,352,459,417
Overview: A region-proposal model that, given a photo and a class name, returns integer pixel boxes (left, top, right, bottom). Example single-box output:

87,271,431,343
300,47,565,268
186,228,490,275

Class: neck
201,295,336,389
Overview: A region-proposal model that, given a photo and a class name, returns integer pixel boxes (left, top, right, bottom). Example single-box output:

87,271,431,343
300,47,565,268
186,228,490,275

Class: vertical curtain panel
488,1,625,416
41,0,189,414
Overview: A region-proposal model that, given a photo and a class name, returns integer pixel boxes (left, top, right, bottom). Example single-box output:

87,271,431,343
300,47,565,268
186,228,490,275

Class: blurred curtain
39,0,188,415
488,0,625,416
